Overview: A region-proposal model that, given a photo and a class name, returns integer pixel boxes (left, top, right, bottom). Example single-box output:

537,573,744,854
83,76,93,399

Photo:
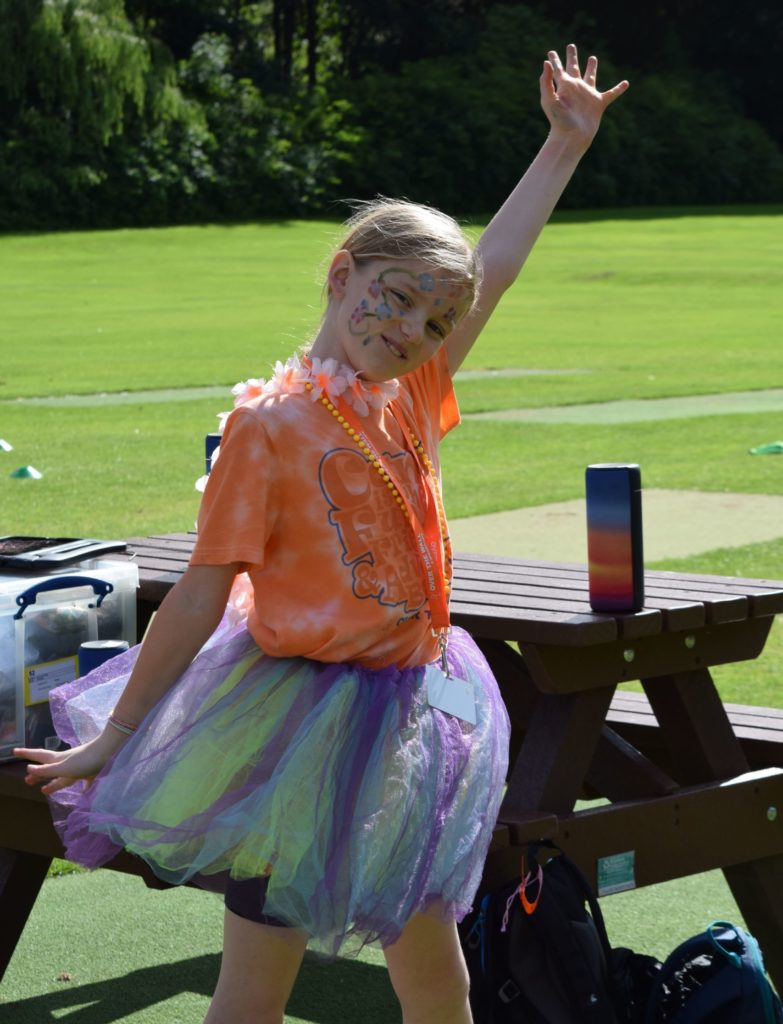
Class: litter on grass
10,465,43,479
749,442,783,455
0,439,12,451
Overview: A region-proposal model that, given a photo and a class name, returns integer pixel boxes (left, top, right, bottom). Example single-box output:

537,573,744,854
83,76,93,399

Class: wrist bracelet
107,711,138,736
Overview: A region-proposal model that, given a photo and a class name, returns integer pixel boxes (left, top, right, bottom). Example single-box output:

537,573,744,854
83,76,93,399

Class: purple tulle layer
47,624,509,957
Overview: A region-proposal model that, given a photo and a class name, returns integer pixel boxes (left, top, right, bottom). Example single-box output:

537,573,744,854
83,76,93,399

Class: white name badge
425,665,477,725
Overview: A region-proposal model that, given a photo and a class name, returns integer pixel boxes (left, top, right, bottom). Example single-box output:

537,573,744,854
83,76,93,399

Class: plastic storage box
0,559,138,761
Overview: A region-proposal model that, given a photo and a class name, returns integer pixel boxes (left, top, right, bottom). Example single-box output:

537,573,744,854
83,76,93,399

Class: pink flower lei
231,353,400,415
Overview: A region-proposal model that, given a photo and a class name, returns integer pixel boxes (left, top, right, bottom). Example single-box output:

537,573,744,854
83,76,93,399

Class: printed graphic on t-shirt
319,446,427,614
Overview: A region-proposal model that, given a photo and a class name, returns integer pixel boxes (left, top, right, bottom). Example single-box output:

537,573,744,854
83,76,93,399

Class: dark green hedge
1,2,780,231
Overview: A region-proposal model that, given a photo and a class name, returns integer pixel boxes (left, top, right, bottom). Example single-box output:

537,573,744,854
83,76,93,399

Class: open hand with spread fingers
15,727,129,796
541,43,629,148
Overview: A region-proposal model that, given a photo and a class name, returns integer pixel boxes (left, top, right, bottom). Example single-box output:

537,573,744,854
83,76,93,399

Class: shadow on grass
554,203,783,222
4,204,780,242
464,203,783,226
2,951,398,1023
0,217,309,241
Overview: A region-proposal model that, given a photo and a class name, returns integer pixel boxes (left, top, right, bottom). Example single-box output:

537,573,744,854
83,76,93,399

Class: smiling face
316,253,469,381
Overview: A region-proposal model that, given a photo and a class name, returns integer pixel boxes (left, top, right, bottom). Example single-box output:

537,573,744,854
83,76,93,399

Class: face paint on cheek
349,298,371,335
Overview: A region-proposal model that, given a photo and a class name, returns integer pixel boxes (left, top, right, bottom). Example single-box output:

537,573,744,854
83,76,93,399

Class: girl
17,46,627,1024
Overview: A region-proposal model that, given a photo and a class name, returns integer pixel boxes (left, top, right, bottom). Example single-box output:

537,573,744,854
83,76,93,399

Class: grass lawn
2,205,781,405
2,206,782,1016
3,207,783,526
3,404,783,536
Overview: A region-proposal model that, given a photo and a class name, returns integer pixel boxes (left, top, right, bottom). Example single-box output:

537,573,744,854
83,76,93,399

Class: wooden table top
125,533,783,649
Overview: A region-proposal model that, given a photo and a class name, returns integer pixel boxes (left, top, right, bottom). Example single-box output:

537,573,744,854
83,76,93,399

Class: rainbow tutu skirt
47,622,509,956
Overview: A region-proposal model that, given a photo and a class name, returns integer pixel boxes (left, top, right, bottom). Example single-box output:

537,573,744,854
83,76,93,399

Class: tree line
1,0,781,231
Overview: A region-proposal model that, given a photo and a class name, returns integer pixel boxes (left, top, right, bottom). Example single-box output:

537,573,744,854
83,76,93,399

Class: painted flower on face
308,356,349,403
368,279,382,298
375,302,392,320
418,272,435,292
232,378,266,408
351,298,370,324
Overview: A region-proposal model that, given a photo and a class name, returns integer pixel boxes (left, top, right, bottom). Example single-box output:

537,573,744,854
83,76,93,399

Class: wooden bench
607,689,783,778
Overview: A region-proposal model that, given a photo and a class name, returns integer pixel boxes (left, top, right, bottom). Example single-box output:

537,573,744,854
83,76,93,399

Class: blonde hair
331,197,481,313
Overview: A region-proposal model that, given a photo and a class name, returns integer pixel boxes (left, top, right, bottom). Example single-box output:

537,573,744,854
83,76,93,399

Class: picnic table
2,532,783,991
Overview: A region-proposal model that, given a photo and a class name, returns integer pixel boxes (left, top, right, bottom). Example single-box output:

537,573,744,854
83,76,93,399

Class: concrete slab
465,389,783,424
7,385,782,422
458,367,593,379
449,490,783,563
3,368,592,406
2,387,230,408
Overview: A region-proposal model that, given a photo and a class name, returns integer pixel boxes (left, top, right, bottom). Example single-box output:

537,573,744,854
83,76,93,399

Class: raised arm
446,43,628,373
16,562,238,794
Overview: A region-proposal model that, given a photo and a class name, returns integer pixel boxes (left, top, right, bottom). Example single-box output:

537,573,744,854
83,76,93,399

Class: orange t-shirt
191,348,460,669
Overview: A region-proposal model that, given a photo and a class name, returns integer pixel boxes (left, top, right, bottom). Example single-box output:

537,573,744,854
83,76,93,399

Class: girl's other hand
15,728,128,796
541,43,628,149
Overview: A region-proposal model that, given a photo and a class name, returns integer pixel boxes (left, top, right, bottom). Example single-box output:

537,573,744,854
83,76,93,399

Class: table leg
641,668,748,783
501,686,616,819
724,857,783,991
0,847,52,982
643,667,783,994
478,639,678,808
476,639,538,776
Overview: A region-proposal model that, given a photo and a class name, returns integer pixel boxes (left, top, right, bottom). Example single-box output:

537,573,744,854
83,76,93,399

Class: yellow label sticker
24,657,78,706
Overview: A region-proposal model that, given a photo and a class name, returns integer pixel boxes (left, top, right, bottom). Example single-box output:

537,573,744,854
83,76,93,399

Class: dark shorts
224,875,289,928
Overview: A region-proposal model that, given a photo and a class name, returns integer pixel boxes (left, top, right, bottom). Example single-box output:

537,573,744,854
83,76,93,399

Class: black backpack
643,920,783,1023
460,840,659,1023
